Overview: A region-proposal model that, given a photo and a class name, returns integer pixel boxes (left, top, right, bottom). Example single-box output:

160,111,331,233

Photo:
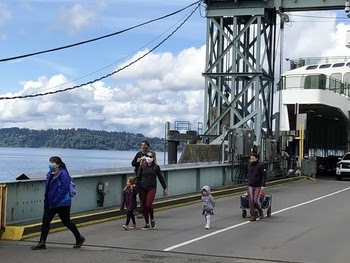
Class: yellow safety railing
0,184,7,231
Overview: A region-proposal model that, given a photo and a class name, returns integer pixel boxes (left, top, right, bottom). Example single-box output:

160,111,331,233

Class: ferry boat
277,58,350,161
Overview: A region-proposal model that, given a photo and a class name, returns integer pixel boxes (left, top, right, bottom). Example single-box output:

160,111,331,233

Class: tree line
0,128,167,151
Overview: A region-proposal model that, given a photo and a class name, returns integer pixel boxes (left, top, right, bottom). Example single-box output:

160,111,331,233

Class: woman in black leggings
136,151,168,230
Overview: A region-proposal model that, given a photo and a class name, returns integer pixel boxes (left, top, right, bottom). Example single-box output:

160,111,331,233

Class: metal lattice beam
204,0,346,14
203,11,276,146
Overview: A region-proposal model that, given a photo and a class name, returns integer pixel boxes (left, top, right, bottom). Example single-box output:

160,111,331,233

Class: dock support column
168,141,179,164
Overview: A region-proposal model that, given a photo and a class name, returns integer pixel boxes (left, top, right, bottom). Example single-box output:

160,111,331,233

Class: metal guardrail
0,184,7,231
3,162,286,225
4,163,232,224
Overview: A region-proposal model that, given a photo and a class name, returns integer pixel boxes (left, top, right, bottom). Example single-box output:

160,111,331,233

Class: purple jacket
44,168,71,209
121,187,137,211
247,162,267,187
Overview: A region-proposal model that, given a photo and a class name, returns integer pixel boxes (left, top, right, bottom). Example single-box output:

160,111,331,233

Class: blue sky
0,1,349,137
0,1,205,93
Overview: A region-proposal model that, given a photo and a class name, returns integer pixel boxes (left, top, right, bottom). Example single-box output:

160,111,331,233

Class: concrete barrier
4,163,235,225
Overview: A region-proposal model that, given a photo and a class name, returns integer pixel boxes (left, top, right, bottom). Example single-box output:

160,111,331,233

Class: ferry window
304,74,326,89
347,62,350,66
285,76,302,89
319,64,331,69
277,78,284,90
347,84,350,97
332,63,345,68
344,72,350,84
344,73,350,96
331,73,342,81
306,65,318,70
330,73,342,93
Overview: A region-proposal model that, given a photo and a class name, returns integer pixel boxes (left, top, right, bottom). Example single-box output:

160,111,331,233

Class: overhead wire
0,1,202,101
26,6,198,95
0,0,201,63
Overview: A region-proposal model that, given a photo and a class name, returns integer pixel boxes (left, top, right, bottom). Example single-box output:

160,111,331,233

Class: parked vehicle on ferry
317,155,340,177
336,152,350,180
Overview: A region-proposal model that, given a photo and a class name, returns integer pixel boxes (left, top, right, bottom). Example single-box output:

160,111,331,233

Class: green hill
0,128,166,151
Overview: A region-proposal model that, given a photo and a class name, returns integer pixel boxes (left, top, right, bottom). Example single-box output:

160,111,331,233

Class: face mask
145,157,153,164
49,163,56,170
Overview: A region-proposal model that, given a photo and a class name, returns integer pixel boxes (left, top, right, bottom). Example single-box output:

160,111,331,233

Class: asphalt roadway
2,177,350,263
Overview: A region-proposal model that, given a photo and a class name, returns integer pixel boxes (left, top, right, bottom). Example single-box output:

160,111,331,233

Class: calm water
0,147,168,182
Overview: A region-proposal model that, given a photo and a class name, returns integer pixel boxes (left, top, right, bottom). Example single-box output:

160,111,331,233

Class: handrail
278,74,350,98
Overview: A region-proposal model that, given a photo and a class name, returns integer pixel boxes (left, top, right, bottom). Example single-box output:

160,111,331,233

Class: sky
0,0,349,138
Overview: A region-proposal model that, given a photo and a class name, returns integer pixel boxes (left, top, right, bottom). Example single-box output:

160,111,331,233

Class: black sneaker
73,236,86,249
31,241,46,250
141,224,150,230
150,220,156,229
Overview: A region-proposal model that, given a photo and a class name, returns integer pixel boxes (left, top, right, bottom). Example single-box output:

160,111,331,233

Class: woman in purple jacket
31,156,85,250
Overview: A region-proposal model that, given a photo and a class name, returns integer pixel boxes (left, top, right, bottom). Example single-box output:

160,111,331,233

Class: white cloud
284,11,350,62
322,22,350,56
57,114,72,122
0,46,205,137
0,3,11,27
115,46,205,91
58,1,106,34
275,11,350,74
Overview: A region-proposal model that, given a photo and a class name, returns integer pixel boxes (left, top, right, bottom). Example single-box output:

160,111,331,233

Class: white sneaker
205,224,210,229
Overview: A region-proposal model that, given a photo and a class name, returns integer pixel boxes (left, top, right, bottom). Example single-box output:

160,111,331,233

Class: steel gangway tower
203,0,347,153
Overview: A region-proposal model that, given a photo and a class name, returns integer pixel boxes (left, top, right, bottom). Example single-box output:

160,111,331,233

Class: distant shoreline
0,127,169,151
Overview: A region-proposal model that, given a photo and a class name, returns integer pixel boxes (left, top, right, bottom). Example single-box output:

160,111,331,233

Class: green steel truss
203,0,346,146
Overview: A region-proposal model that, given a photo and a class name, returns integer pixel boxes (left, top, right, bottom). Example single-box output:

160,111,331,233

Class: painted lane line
163,186,350,252
163,221,250,251
271,186,350,216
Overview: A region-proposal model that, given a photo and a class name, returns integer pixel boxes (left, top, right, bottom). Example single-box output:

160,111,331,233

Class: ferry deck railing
278,74,350,97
